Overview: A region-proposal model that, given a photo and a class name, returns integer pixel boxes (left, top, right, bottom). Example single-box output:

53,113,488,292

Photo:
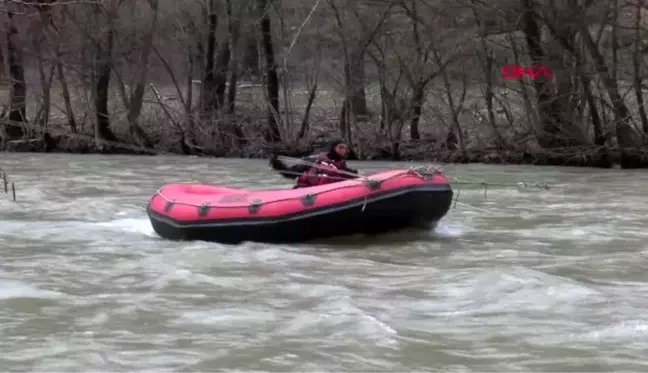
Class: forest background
1,0,648,168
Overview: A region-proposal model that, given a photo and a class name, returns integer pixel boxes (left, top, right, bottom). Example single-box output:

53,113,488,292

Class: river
1,153,647,372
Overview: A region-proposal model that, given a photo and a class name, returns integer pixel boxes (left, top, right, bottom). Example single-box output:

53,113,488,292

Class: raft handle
164,199,175,213
248,199,263,214
197,202,210,217
363,179,381,190
300,193,316,206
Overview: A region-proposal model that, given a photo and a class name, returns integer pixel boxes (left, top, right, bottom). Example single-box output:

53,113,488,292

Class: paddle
271,155,364,180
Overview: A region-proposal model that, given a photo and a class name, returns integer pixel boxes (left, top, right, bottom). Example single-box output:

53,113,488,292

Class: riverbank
3,129,644,168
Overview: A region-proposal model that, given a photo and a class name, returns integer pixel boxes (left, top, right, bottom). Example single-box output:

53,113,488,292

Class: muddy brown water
1,153,647,372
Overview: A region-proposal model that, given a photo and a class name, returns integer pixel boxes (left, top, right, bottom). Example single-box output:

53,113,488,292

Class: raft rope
155,154,554,217
0,167,16,202
272,156,557,214
154,178,391,214
155,157,443,214
447,175,554,216
275,155,552,196
275,156,446,212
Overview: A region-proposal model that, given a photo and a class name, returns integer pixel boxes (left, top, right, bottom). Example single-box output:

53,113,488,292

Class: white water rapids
1,154,647,371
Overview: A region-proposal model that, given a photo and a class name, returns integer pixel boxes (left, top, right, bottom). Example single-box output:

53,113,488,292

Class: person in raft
269,139,359,189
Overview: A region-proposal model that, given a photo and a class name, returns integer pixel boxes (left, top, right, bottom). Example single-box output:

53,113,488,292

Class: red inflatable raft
147,168,453,244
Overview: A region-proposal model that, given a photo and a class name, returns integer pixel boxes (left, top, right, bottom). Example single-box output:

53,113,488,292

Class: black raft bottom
148,185,453,244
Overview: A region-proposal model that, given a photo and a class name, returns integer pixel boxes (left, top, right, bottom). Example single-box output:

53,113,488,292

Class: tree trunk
56,62,77,132
200,0,218,116
214,44,230,110
580,26,643,168
93,7,118,144
5,10,26,140
632,0,648,138
520,0,564,148
213,0,233,110
36,59,56,130
581,74,604,146
471,0,505,149
257,0,281,142
340,49,369,143
331,0,391,146
125,0,158,148
409,82,424,141
241,33,260,80
225,0,239,115
51,8,77,132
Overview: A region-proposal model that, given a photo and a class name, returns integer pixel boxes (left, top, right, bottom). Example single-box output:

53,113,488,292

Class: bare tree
92,0,119,146
0,0,647,167
328,0,393,146
256,0,281,142
4,5,26,140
